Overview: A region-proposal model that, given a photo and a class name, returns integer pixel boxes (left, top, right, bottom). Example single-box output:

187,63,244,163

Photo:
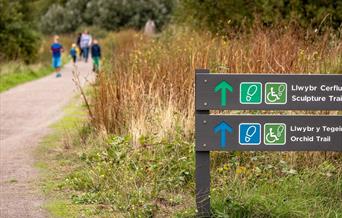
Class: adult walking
144,19,156,36
80,30,92,62
76,32,83,59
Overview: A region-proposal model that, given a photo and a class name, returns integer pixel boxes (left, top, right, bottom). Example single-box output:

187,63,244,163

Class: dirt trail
0,61,93,217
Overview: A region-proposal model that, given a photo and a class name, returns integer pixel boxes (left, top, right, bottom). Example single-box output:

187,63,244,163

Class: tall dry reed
92,27,341,148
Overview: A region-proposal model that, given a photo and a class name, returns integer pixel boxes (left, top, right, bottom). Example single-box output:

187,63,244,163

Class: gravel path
0,61,93,217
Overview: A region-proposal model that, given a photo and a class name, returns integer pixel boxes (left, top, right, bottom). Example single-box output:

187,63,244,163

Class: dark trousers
72,55,76,63
78,46,83,58
82,47,89,62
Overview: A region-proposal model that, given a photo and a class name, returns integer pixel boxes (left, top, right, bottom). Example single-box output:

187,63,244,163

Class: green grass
35,97,93,217
36,100,342,217
0,62,53,92
210,166,342,217
35,96,341,218
0,34,77,93
36,97,195,217
44,200,78,218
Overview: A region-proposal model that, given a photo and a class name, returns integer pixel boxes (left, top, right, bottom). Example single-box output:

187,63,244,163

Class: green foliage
0,34,75,92
40,0,90,34
0,0,41,63
32,0,69,18
210,159,342,217
178,0,342,34
64,136,194,216
41,121,342,217
40,0,176,34
37,85,342,217
0,62,52,92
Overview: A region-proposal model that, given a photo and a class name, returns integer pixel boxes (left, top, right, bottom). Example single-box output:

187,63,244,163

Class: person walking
76,32,83,60
91,39,101,72
70,43,77,64
51,35,63,78
144,19,156,36
80,30,92,62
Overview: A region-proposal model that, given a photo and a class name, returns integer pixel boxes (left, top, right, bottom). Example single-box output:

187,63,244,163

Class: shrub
40,0,176,34
0,0,41,63
177,0,342,34
40,2,84,34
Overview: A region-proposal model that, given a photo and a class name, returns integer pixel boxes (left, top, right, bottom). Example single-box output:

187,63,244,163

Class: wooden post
195,69,211,217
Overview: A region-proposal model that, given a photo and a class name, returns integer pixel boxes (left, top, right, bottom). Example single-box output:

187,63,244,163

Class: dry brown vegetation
44,26,342,217
91,26,341,147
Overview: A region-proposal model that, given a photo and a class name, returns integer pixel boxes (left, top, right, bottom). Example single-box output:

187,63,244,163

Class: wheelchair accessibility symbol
264,123,286,145
265,82,287,104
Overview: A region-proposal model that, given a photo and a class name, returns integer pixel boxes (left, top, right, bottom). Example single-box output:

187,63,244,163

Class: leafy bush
177,0,342,34
0,0,41,63
40,0,176,34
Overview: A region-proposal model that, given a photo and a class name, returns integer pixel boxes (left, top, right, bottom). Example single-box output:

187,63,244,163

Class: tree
177,0,342,33
0,0,40,63
39,0,176,34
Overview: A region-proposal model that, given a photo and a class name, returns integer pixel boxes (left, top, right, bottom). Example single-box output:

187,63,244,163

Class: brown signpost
195,69,342,217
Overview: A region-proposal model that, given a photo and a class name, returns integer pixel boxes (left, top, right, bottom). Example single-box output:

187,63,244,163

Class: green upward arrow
214,81,233,106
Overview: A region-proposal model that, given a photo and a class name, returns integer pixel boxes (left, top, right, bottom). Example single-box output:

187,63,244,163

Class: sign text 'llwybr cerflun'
194,69,342,217
196,73,342,110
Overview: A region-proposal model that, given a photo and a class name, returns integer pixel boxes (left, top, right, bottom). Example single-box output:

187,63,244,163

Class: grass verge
35,97,195,217
0,33,74,93
35,95,341,217
0,63,53,92
35,98,97,217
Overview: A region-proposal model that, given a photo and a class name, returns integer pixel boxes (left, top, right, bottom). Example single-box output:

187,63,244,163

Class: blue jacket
51,43,63,58
91,44,101,58
70,48,77,57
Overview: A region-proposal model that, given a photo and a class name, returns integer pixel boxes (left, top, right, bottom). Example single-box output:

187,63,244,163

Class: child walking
91,39,101,72
70,43,77,64
51,35,63,77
